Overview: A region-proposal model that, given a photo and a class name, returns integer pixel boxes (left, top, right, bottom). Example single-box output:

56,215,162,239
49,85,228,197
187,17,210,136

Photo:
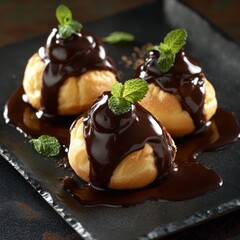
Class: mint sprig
102,31,135,44
56,4,82,39
148,29,187,73
30,135,61,157
108,79,148,115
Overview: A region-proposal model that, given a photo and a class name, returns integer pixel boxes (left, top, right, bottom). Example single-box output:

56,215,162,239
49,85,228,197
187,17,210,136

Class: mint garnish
56,4,82,39
30,135,61,157
102,31,135,44
108,79,148,115
148,29,187,73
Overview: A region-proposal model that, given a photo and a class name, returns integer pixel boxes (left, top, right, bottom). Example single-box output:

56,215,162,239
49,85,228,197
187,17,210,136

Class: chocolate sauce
4,86,72,146
38,28,117,116
62,108,240,206
82,92,176,188
134,50,206,130
4,85,240,207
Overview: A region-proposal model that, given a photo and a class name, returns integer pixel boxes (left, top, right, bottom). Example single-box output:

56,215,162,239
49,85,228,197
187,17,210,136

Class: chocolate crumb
119,43,153,70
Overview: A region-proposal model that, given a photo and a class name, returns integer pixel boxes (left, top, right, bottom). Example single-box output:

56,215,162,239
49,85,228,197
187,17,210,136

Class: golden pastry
22,5,117,117
134,29,217,137
138,80,217,137
68,79,176,189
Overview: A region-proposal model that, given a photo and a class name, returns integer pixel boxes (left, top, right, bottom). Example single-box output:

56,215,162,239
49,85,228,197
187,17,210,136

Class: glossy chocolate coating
134,49,206,130
38,28,117,116
82,92,176,188
62,108,240,206
4,86,240,206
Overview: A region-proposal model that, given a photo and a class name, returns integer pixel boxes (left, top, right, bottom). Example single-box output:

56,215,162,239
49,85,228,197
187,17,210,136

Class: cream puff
23,6,117,117
134,31,217,137
68,90,176,190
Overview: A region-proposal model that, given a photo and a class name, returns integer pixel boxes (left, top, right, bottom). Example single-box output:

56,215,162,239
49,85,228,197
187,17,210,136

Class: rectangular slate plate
0,0,240,239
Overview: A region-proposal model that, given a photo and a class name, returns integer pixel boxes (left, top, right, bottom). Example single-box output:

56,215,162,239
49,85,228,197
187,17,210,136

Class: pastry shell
22,53,117,115
68,117,176,189
139,78,217,137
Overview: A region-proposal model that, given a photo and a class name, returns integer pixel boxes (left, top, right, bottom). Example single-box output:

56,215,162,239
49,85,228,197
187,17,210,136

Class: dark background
1,0,240,46
0,1,240,239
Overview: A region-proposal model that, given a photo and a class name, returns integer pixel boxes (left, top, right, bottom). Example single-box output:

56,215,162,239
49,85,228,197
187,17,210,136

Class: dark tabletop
0,1,240,239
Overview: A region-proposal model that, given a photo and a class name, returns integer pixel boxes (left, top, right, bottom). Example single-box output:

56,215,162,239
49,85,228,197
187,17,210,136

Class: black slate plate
0,1,240,239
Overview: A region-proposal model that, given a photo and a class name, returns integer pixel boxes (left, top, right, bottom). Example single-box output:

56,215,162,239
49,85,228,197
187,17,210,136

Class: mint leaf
163,29,187,54
158,52,175,73
123,79,148,103
30,135,61,157
58,24,76,39
147,45,159,52
102,31,135,44
56,4,82,39
56,4,72,25
58,20,82,39
111,82,124,98
108,78,148,115
159,42,170,53
147,29,187,73
69,20,82,32
108,96,131,115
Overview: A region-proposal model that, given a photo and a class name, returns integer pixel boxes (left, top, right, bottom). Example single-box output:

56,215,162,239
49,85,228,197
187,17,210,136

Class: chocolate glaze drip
134,49,205,130
38,28,117,116
62,108,240,206
4,86,72,146
4,86,240,206
81,92,176,188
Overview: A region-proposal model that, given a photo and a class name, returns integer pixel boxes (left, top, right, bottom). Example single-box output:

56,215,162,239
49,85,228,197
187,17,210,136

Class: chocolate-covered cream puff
23,5,117,117
134,29,217,137
68,79,176,189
